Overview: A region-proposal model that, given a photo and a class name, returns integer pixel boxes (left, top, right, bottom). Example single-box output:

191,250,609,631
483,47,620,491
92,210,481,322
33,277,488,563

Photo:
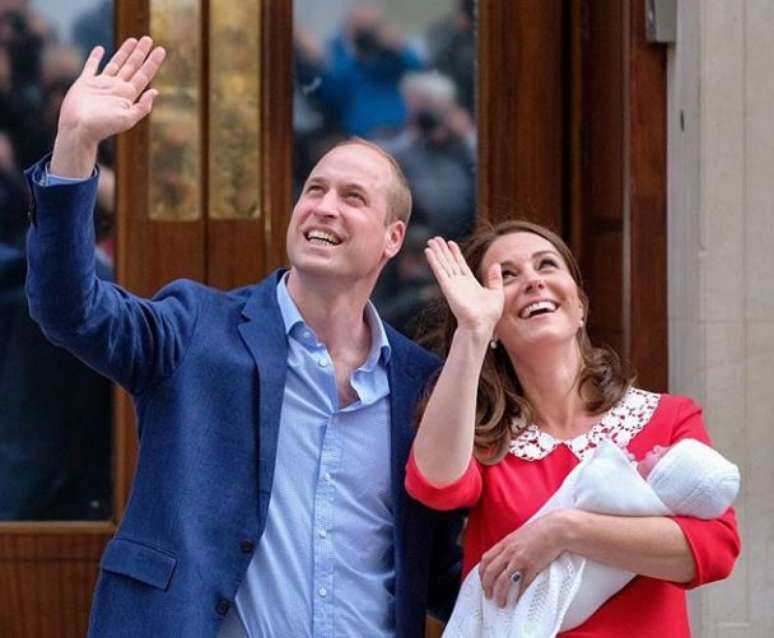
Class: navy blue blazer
25,160,462,637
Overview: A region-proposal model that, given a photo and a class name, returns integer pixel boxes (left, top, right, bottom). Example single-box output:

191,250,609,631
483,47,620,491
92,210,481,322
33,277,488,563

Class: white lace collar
508,387,661,462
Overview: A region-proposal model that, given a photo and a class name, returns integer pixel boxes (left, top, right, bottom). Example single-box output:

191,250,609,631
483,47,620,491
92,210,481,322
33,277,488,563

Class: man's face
286,144,405,287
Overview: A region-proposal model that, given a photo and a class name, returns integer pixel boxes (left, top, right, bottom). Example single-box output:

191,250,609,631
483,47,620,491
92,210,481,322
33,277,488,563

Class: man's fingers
81,46,105,77
117,35,154,81
130,47,166,95
103,38,138,76
126,89,159,127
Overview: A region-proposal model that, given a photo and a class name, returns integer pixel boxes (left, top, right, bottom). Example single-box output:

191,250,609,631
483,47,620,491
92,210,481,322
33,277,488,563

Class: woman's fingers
480,547,509,598
485,262,503,291
493,563,519,607
428,237,459,276
448,240,474,276
424,246,448,283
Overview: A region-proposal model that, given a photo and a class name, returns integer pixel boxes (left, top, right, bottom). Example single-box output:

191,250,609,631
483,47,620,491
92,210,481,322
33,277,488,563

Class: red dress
405,389,741,637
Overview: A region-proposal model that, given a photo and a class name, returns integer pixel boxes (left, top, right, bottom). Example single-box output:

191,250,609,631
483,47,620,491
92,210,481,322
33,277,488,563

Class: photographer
312,3,424,138
385,71,476,240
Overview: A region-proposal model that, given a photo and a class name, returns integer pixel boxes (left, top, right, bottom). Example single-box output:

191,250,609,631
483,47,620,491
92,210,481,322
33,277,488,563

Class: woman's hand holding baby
479,510,571,607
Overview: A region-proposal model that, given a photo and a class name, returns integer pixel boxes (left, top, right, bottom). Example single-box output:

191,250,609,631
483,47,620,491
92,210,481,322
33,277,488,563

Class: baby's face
637,444,670,479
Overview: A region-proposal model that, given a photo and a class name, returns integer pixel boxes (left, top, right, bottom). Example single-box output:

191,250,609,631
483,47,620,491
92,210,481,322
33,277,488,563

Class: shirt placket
311,350,345,637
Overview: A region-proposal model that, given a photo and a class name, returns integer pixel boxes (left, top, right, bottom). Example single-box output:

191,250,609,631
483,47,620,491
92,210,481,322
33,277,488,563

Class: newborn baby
443,438,740,638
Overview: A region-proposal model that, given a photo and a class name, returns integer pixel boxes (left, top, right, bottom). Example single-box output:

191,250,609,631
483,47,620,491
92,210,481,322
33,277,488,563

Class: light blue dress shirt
220,274,396,637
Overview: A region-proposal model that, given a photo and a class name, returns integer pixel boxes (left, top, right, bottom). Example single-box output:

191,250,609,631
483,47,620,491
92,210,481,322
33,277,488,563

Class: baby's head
640,439,740,519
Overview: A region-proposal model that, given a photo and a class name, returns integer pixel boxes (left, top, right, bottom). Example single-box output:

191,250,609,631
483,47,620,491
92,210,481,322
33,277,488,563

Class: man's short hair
332,137,412,225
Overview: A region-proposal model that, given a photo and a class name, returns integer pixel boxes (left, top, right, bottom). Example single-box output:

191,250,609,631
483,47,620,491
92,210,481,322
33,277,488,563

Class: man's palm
59,36,166,146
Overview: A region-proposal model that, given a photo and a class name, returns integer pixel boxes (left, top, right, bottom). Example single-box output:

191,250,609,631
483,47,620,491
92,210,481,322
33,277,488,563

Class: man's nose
313,190,339,217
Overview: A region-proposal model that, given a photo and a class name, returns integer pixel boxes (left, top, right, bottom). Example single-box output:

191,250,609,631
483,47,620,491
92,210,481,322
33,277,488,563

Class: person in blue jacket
25,36,461,637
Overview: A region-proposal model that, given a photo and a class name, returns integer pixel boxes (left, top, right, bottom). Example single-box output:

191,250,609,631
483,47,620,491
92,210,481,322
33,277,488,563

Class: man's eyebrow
339,182,369,197
339,181,367,191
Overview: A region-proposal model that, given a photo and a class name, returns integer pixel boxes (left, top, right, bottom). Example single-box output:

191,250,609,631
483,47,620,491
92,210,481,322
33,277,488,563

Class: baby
443,438,741,638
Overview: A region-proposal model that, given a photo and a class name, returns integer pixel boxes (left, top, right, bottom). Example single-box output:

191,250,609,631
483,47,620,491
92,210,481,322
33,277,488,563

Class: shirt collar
276,273,392,367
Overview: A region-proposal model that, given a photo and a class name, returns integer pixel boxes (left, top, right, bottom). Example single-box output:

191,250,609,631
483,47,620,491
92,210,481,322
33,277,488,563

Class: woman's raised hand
52,36,166,177
425,237,504,340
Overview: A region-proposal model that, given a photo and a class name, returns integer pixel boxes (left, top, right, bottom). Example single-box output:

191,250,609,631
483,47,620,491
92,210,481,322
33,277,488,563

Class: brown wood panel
0,533,108,638
262,0,294,273
207,0,292,288
575,0,667,389
478,0,565,231
577,0,625,364
622,0,668,392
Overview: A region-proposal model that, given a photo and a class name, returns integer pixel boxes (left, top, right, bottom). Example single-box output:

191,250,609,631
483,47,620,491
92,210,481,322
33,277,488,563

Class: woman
406,220,740,636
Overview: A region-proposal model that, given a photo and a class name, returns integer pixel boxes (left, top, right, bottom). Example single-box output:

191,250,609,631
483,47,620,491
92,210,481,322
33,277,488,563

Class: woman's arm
479,509,695,607
411,238,503,485
412,327,489,484
559,511,695,581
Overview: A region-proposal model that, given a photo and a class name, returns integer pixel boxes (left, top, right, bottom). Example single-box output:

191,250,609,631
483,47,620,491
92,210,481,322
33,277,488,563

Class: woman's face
480,231,584,357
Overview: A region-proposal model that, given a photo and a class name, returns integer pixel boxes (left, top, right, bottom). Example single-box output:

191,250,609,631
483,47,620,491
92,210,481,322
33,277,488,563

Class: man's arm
26,37,202,395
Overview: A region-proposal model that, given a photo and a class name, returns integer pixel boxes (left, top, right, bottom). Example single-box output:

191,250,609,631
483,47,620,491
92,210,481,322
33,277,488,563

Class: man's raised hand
51,36,166,178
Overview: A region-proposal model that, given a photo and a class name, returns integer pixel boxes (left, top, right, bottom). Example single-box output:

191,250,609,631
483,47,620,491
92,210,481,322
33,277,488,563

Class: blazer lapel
237,271,288,524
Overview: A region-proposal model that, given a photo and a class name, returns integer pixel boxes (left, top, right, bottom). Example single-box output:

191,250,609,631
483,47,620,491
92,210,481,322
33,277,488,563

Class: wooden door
0,1,666,636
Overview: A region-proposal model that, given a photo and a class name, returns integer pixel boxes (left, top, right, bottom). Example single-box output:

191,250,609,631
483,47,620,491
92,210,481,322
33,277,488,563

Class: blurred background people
0,0,115,520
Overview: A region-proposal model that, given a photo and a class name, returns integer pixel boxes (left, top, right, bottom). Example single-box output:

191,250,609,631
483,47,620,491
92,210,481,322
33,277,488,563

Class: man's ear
383,220,406,259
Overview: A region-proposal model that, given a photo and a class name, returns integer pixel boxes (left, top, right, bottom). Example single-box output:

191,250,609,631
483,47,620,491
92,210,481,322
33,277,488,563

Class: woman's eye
538,258,558,269
501,269,517,280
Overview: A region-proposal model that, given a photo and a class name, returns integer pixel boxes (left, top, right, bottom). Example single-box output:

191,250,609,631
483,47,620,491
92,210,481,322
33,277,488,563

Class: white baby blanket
443,439,681,638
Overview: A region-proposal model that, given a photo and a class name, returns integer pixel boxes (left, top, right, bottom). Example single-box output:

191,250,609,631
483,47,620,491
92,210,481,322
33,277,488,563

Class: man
26,37,461,637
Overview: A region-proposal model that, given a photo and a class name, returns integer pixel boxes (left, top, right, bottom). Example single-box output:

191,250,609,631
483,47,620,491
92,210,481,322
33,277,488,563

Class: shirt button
318,587,327,597
318,358,328,367
318,528,327,538
240,539,255,553
324,472,332,482
303,330,312,340
215,599,231,616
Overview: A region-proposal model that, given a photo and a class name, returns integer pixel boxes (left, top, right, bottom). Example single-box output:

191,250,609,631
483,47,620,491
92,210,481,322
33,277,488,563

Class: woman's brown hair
419,220,633,464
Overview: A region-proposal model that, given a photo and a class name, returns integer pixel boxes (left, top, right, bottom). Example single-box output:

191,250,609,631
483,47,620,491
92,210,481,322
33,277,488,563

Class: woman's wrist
549,508,585,552
453,325,494,350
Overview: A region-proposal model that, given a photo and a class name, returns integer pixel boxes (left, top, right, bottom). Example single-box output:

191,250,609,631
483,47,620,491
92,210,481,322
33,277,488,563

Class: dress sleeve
404,447,483,510
666,397,742,589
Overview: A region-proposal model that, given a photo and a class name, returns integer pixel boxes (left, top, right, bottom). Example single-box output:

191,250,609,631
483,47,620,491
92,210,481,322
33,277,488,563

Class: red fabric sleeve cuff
671,508,741,589
404,448,482,510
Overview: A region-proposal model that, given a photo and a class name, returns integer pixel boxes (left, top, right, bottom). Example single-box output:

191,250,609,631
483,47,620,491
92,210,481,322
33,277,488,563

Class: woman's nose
523,270,545,291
